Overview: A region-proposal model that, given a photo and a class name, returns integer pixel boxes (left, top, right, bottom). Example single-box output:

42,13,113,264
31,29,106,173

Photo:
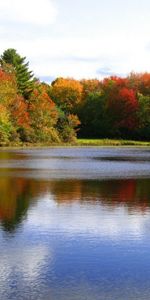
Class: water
0,147,150,300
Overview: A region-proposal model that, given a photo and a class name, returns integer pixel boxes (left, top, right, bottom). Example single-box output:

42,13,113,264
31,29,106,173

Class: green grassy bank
0,139,150,149
77,139,150,146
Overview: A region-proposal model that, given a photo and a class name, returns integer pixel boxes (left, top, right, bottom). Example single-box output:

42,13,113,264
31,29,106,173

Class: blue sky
0,0,150,82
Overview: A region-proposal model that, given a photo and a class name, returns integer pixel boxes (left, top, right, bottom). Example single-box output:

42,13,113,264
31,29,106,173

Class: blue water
0,147,150,300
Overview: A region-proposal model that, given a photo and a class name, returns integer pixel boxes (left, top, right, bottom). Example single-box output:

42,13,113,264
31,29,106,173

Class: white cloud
0,0,57,25
0,0,150,79
0,245,49,291
26,194,150,241
10,35,150,79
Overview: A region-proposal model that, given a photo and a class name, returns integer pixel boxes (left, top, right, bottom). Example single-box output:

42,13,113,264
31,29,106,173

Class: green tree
77,92,110,138
136,93,150,139
0,104,12,145
56,108,80,143
1,48,34,98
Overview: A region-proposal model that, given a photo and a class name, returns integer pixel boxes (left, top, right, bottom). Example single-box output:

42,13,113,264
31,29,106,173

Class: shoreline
0,139,150,150
77,139,150,146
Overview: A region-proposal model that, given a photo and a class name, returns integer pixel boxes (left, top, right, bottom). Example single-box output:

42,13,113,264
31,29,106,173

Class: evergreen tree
0,48,34,98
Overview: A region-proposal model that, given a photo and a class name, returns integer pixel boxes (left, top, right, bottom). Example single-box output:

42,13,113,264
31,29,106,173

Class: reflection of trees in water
50,179,150,212
0,178,55,232
0,178,37,232
0,177,150,231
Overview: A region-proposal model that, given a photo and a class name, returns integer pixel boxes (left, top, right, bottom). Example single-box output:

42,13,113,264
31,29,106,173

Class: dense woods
0,48,150,146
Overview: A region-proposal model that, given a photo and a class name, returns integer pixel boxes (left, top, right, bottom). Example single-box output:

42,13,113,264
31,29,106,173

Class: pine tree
0,48,34,98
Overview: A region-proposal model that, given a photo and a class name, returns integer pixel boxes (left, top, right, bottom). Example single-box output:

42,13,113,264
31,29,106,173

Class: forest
0,48,150,146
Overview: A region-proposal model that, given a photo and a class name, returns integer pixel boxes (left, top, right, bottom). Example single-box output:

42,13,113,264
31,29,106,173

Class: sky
0,0,150,82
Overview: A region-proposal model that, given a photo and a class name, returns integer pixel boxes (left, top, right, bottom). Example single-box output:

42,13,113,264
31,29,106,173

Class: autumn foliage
51,78,83,111
0,48,150,145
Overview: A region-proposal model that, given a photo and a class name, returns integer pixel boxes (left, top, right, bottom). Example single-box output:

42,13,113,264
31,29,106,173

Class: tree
28,83,60,143
80,79,101,99
127,72,150,96
77,92,110,138
0,68,17,144
56,110,80,143
0,66,31,142
0,68,17,106
1,48,34,98
136,93,150,139
106,86,139,137
0,104,12,145
51,78,83,112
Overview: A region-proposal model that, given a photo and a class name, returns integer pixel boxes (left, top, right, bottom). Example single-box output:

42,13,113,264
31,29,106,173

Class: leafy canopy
0,48,34,98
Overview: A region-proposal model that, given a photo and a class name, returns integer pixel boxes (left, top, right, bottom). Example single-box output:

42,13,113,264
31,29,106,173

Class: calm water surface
0,147,150,300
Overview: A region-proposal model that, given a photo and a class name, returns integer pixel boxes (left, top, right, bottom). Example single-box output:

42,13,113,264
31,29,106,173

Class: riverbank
77,139,150,146
0,138,150,149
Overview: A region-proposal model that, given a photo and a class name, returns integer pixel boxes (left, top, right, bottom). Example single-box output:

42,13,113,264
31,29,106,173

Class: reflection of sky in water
0,147,150,180
1,192,150,300
27,195,150,240
0,148,150,299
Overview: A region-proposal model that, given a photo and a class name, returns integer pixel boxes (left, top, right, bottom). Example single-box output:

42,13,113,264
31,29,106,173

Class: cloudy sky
0,0,150,82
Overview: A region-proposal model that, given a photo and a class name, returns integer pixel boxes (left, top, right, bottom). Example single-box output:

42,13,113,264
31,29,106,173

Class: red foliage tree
11,95,30,129
107,85,139,132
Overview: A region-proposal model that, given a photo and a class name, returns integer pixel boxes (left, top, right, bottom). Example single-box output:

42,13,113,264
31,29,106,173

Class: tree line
0,48,150,145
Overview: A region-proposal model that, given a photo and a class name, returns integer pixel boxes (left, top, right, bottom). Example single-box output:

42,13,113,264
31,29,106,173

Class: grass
77,138,150,146
0,139,150,149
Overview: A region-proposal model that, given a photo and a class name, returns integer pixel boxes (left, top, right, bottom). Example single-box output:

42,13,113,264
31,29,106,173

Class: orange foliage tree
28,83,60,142
51,78,83,112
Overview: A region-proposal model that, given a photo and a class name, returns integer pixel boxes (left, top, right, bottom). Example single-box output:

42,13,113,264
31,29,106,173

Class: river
0,147,150,300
